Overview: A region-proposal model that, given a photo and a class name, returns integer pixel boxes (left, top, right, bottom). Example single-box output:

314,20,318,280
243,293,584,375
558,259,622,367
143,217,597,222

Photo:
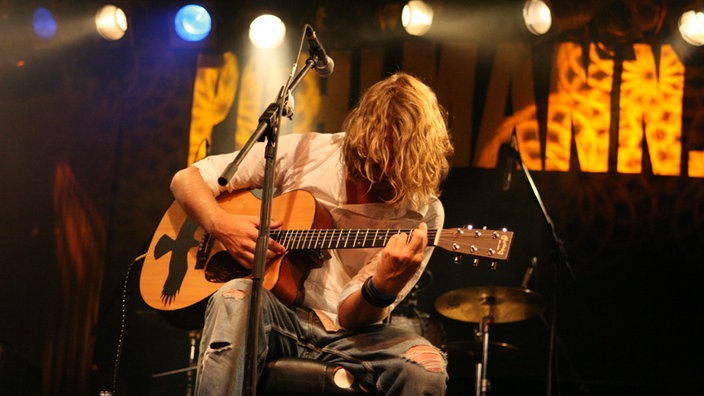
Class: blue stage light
174,4,212,42
33,7,58,40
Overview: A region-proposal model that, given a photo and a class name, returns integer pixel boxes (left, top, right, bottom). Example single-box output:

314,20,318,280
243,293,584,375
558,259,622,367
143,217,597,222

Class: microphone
501,134,517,191
306,26,334,77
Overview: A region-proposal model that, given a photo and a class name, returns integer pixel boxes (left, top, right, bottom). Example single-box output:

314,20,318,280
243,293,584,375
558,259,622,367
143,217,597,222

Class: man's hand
170,166,287,270
338,223,429,329
210,213,287,269
372,222,428,297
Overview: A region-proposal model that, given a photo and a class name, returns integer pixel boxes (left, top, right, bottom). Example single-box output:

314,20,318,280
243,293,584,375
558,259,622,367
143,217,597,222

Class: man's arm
170,166,286,269
337,223,428,329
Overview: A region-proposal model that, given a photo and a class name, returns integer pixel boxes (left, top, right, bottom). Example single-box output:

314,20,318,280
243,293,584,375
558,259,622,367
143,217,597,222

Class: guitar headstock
435,226,514,264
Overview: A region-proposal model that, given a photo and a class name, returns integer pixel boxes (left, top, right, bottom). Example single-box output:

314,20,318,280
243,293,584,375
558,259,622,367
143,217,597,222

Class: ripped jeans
195,278,448,395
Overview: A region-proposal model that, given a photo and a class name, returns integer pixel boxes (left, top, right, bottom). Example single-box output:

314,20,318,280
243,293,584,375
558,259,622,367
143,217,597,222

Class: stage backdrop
1,14,703,396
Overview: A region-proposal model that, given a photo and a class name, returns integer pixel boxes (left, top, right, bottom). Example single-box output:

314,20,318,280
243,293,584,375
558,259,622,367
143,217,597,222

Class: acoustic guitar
139,189,514,311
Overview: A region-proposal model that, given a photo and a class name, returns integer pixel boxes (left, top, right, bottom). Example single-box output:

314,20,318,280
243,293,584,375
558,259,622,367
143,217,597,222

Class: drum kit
391,271,546,396
435,285,545,396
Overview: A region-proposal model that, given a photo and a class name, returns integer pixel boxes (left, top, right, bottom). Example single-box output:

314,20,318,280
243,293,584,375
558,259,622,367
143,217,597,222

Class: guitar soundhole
205,252,251,282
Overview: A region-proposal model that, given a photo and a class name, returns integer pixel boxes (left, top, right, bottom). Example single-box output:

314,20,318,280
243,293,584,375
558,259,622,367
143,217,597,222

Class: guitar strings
270,229,440,250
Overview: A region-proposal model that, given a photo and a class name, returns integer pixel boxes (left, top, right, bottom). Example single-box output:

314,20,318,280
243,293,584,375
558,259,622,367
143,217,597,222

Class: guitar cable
106,253,146,396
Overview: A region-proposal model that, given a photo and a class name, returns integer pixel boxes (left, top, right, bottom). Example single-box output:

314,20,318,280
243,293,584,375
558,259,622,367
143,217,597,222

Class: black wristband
361,276,396,308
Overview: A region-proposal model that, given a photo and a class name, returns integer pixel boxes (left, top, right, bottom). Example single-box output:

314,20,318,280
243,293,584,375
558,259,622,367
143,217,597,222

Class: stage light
249,14,286,49
678,9,704,46
402,0,433,36
523,0,552,35
95,4,128,41
32,7,58,40
174,4,212,42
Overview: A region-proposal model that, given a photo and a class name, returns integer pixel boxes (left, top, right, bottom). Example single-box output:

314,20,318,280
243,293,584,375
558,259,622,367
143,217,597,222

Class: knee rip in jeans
209,342,230,350
223,288,248,299
203,342,232,366
403,345,446,373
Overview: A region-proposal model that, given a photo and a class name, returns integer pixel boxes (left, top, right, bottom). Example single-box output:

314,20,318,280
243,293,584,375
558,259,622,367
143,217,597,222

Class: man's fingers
249,217,284,229
406,223,428,250
268,238,287,255
233,251,254,270
233,246,284,269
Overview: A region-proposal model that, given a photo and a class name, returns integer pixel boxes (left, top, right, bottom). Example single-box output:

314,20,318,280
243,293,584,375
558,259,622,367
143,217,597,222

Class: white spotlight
95,4,128,41
523,0,552,35
402,1,434,36
249,14,286,49
678,10,704,46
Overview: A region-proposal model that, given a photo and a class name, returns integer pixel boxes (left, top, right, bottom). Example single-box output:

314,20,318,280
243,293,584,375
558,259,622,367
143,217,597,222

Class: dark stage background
1,1,704,395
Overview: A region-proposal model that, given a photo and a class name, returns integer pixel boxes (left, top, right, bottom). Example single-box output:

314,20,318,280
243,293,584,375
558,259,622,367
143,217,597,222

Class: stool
258,358,366,396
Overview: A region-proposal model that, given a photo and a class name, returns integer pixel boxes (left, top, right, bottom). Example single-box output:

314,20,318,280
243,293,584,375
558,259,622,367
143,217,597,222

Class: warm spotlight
402,0,433,36
249,14,286,49
95,4,128,41
678,9,704,46
523,0,552,35
174,4,212,42
32,7,58,40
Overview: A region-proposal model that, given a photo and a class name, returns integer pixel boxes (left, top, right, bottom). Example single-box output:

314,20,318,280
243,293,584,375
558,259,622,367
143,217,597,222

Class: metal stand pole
186,330,200,396
475,316,492,396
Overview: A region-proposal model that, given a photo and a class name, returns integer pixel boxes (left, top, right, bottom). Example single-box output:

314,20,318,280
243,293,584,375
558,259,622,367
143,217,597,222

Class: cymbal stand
475,315,493,396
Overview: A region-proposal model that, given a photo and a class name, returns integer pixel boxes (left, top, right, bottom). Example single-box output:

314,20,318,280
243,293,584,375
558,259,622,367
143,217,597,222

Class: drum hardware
387,310,446,349
435,286,545,396
434,286,545,324
445,340,518,362
152,329,201,396
387,270,447,349
391,268,433,317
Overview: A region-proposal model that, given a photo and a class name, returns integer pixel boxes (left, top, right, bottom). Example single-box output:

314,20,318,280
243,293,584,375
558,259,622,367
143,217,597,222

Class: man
170,72,454,395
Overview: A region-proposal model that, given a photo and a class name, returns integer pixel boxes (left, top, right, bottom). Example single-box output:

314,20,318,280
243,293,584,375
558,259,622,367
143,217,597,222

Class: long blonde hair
342,72,454,210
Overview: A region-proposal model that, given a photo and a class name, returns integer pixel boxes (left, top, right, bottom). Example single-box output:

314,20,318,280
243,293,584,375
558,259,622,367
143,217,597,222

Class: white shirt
193,132,445,330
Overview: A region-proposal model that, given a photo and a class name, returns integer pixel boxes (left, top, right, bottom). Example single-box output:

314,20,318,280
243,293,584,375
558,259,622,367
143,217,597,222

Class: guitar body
139,189,329,311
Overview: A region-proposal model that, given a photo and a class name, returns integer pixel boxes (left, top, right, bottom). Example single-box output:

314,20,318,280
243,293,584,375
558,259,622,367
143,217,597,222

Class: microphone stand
507,130,574,396
217,40,320,396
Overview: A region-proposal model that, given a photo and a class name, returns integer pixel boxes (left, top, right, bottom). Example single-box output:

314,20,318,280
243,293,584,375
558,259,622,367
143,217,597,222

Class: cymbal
435,286,545,323
446,340,519,360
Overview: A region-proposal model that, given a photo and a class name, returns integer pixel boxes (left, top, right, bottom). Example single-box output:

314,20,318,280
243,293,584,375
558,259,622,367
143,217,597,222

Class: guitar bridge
195,233,214,270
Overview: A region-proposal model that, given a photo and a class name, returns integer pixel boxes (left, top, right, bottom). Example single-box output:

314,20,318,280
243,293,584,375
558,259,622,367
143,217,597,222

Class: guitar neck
270,228,438,250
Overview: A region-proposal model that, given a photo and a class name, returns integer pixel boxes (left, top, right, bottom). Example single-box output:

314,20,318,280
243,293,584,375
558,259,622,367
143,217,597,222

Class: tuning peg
454,254,463,265
473,258,479,267
490,261,497,270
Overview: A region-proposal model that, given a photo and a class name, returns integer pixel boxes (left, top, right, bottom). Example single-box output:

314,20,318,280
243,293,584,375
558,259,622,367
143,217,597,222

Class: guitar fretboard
270,229,440,250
